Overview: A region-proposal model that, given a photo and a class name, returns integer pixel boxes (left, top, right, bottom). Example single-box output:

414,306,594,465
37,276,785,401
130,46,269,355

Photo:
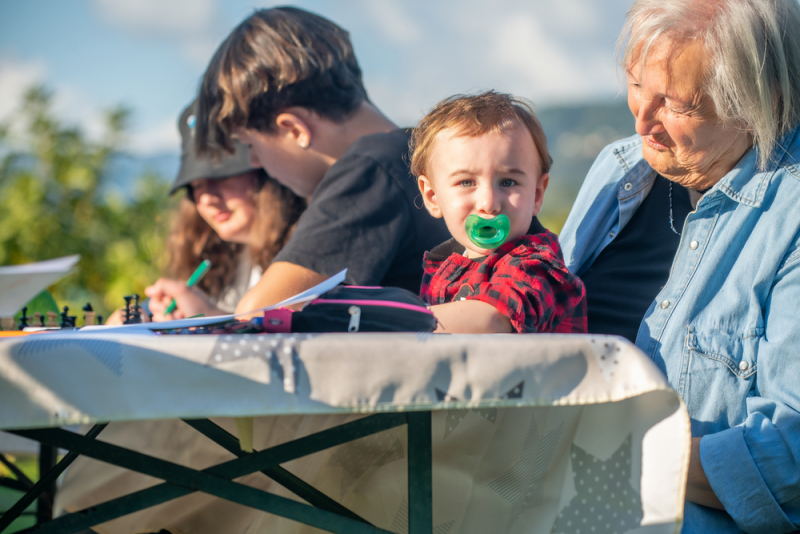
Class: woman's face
627,40,752,190
191,171,258,245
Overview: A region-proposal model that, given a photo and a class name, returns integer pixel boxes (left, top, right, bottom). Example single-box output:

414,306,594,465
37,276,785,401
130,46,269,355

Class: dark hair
166,170,306,297
196,7,368,157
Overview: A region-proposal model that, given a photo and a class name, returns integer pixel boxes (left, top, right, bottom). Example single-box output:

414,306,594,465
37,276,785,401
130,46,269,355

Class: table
0,332,689,534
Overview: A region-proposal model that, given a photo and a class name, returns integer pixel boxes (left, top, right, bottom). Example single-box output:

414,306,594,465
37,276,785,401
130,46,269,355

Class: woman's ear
418,176,442,218
532,173,549,215
275,112,311,149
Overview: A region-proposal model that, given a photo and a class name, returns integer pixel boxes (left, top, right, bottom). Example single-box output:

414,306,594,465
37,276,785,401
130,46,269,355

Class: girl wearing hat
108,100,305,323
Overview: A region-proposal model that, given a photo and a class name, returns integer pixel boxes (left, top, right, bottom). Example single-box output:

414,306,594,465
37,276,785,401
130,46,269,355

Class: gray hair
619,0,800,169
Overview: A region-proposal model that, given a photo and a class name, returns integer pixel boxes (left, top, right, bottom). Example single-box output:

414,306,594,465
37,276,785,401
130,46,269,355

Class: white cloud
50,85,109,143
90,0,227,67
0,58,105,147
91,0,216,36
127,115,180,155
0,57,47,124
487,14,599,101
546,0,602,34
0,56,174,154
363,0,422,43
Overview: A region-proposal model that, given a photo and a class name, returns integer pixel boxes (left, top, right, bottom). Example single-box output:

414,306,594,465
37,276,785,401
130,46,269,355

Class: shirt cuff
701,426,796,534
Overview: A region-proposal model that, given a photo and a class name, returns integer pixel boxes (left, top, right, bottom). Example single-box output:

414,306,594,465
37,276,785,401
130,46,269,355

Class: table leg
407,411,432,534
35,444,57,524
0,424,106,532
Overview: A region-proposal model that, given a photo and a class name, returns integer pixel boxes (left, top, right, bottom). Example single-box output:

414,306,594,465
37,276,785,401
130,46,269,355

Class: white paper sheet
0,255,80,316
259,268,347,310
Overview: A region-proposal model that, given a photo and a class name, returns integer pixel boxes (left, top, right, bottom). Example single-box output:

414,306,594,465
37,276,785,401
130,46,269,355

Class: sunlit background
0,0,637,315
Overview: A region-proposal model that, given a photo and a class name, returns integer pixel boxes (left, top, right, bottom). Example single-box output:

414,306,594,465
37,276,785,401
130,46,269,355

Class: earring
300,140,309,149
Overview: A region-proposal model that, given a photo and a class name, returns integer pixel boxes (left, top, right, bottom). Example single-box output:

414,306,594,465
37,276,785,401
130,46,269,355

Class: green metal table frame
0,412,433,534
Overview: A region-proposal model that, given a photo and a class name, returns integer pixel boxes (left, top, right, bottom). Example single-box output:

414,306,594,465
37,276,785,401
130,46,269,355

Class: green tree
0,86,177,318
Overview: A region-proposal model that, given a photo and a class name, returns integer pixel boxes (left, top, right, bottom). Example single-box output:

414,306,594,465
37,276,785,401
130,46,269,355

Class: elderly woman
560,0,800,532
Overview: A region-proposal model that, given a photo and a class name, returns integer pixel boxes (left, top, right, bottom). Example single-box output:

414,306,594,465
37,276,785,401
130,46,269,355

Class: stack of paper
0,255,80,317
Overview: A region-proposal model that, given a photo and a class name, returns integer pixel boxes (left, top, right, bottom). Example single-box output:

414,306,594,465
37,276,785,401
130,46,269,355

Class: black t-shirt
274,129,451,293
579,175,693,342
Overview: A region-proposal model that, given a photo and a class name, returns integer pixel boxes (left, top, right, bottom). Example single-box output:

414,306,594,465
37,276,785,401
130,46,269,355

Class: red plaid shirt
420,232,587,333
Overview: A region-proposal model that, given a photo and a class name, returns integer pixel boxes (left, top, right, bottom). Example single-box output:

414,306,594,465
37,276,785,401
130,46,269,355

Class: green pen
164,259,211,315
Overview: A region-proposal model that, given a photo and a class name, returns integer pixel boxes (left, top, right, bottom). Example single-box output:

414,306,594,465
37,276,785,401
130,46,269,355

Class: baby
410,91,587,334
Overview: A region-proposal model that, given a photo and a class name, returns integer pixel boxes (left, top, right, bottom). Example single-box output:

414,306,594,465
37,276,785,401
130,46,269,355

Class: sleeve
274,153,411,286
465,244,587,334
700,245,800,533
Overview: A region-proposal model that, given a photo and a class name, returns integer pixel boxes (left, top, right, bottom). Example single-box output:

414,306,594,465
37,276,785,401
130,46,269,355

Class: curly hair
165,170,306,298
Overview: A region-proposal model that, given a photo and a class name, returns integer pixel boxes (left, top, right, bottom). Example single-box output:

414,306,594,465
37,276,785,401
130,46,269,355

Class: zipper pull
347,305,361,332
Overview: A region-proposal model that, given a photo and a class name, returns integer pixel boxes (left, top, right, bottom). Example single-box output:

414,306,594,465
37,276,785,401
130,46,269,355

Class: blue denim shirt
560,127,800,534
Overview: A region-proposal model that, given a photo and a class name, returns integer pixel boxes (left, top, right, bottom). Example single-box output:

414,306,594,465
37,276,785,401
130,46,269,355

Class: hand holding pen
164,260,211,315
144,260,216,320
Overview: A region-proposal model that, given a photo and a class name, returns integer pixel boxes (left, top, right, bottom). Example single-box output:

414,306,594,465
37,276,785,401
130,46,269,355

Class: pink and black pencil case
259,285,437,333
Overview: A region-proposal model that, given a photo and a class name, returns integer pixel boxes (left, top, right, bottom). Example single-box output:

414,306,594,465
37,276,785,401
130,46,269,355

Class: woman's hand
686,437,724,509
144,278,224,320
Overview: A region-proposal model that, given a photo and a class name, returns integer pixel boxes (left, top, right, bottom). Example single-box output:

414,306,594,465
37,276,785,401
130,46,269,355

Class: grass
0,453,41,532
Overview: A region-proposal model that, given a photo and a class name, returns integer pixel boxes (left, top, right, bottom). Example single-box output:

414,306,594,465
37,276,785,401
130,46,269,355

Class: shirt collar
716,126,799,208
426,237,465,262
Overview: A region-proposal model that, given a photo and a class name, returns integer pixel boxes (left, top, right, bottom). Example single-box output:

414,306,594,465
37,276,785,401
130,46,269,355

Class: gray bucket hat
169,99,255,194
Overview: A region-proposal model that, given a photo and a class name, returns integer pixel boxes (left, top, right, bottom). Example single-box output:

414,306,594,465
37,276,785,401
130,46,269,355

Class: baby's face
418,126,549,258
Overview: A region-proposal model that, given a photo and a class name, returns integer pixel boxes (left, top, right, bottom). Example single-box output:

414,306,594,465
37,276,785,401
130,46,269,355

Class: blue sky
0,0,632,155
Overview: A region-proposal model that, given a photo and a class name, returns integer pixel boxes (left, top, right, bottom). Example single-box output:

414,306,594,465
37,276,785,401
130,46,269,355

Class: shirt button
623,182,633,191
609,231,616,239
660,300,670,309
739,361,749,371
689,240,699,250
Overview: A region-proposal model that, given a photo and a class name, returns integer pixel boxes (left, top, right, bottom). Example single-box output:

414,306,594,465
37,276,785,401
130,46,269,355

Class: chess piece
34,312,43,327
60,306,70,328
0,317,15,331
97,314,103,324
129,294,142,324
82,303,96,327
123,296,133,325
45,311,58,328
18,307,29,330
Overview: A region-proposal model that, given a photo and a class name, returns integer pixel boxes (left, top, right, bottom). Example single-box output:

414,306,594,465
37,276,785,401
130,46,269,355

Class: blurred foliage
0,86,178,318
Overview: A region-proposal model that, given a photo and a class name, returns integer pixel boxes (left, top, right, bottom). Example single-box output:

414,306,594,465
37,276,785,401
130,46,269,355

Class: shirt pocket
681,327,760,434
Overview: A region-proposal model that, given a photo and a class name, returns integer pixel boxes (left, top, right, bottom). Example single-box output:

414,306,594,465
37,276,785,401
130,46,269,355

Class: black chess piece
97,315,103,325
60,306,70,328
130,294,142,324
18,306,29,330
39,313,46,328
123,296,133,325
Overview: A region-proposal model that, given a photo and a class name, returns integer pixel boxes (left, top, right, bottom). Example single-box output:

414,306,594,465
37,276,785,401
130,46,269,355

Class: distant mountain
105,151,179,195
537,99,635,232
5,101,634,229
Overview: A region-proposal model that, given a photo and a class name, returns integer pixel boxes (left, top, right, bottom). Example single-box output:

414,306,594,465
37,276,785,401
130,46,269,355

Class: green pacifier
465,214,510,249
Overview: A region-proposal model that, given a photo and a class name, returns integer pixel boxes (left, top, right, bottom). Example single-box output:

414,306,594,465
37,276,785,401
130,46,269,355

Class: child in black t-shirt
158,7,449,317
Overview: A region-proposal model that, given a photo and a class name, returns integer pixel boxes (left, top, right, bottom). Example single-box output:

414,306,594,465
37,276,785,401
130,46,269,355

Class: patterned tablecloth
0,332,689,534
